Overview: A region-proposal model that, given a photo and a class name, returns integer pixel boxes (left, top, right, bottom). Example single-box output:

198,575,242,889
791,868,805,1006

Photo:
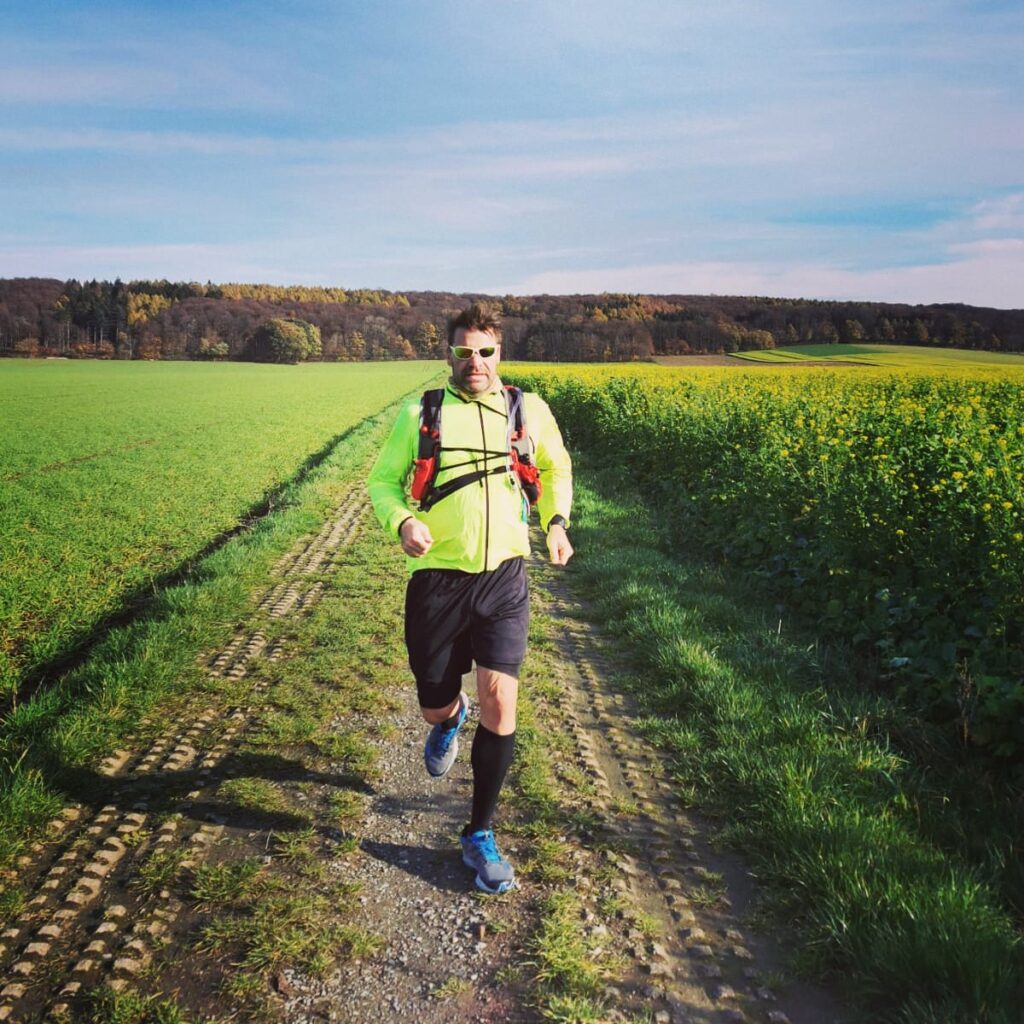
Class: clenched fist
400,517,434,557
546,524,573,566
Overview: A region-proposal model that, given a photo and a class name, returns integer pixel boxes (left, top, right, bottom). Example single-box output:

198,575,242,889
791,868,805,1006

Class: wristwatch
546,514,568,532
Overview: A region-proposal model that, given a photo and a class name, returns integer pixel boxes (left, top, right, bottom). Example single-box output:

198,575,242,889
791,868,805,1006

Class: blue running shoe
424,692,469,778
460,829,515,894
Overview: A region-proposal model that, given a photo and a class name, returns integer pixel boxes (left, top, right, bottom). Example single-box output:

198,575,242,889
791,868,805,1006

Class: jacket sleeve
526,394,573,530
367,400,420,537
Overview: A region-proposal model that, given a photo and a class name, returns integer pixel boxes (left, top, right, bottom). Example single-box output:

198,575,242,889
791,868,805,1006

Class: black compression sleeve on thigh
468,724,516,834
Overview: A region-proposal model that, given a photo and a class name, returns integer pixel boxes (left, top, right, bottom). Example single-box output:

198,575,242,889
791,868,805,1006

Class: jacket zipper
478,403,490,571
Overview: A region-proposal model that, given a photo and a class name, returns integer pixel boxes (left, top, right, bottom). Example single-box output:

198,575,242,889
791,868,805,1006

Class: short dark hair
447,303,502,347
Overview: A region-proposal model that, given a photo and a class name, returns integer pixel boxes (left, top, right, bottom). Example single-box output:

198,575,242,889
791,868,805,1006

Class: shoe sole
462,852,515,894
472,874,515,895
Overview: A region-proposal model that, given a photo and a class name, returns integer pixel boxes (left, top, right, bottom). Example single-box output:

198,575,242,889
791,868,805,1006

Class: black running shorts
405,556,529,710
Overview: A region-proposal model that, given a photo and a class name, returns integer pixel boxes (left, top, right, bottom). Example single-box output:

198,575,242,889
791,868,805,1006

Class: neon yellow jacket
367,379,573,574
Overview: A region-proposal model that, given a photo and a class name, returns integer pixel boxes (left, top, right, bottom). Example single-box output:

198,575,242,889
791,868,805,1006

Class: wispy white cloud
948,238,1024,256
964,193,1024,234
0,27,299,113
0,128,280,157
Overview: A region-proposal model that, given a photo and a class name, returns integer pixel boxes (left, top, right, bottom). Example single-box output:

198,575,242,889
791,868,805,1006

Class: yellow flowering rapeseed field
507,363,1024,757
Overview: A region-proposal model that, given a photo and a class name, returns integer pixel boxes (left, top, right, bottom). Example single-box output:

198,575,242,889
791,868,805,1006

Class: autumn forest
1,277,1021,363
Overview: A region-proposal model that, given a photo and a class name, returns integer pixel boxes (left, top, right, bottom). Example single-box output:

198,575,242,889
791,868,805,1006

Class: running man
367,303,573,893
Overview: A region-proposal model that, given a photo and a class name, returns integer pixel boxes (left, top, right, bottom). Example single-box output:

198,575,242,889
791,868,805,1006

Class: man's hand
400,517,434,557
546,524,573,566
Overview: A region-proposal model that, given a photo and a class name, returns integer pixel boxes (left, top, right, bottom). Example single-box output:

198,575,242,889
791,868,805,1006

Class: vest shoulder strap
417,388,445,460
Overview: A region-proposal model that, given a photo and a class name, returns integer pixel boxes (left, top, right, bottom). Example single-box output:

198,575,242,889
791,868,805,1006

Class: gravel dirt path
0,486,849,1023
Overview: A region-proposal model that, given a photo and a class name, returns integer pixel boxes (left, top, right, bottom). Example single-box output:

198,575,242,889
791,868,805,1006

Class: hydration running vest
410,386,542,513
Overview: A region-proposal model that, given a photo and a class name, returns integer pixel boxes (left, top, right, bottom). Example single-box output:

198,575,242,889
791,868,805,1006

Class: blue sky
1,0,1021,306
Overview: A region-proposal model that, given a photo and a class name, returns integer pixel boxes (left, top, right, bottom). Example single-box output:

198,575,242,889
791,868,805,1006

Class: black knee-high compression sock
467,724,516,834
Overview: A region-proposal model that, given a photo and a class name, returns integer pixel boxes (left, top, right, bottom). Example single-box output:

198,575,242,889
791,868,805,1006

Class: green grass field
0,359,441,696
730,343,1024,367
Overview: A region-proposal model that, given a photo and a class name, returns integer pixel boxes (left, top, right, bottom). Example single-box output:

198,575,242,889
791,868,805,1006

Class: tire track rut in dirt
535,567,845,1024
0,490,370,1021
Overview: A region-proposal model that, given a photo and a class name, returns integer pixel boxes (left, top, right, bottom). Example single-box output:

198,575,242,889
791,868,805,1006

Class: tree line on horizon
0,276,1021,364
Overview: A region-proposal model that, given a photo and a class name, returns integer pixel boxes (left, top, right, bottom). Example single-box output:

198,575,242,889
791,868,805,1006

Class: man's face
447,327,501,394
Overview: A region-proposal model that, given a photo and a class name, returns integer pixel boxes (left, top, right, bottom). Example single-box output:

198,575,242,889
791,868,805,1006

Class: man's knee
420,696,461,724
476,666,518,734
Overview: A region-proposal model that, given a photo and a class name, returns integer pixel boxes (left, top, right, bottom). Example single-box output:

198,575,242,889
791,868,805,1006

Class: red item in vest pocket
510,449,541,507
411,457,437,502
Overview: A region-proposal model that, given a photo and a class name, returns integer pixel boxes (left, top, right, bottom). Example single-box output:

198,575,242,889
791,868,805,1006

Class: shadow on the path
359,838,467,893
50,749,375,831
